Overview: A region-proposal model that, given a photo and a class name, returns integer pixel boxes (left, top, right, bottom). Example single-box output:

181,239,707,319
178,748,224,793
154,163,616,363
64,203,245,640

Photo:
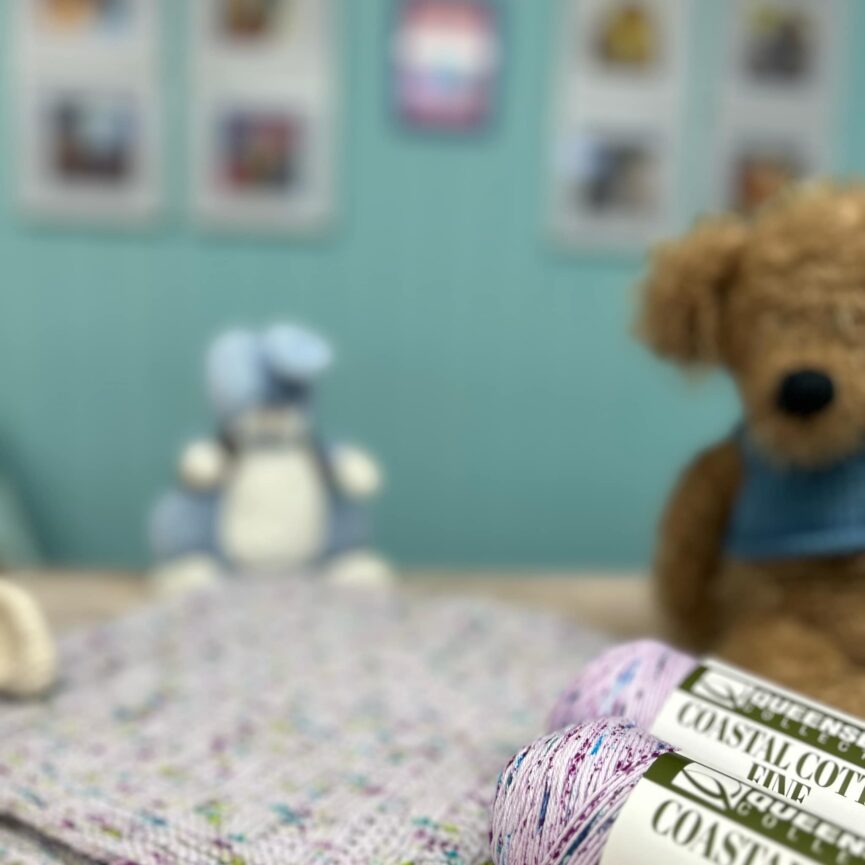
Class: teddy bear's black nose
777,370,835,418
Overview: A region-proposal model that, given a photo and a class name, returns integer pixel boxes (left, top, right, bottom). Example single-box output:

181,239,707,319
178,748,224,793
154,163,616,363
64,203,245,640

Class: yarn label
651,659,865,830
601,753,865,865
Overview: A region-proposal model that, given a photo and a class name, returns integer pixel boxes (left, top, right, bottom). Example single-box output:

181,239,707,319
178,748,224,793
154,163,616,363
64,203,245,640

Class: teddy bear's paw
661,606,719,652
151,555,224,599
810,675,865,719
324,551,397,590
719,616,852,695
0,581,57,699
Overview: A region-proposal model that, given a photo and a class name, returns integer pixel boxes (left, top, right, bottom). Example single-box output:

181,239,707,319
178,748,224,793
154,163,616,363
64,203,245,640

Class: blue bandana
726,432,865,561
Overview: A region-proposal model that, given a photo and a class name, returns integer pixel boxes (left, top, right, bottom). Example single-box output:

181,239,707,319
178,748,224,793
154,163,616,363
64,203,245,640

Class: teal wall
1,1,860,570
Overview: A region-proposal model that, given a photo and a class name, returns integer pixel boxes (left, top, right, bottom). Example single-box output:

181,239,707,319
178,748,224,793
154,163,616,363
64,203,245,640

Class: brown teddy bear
638,181,865,716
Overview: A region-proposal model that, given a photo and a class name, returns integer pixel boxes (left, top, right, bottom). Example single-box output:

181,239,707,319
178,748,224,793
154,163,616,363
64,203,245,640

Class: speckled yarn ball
490,718,674,865
547,640,696,733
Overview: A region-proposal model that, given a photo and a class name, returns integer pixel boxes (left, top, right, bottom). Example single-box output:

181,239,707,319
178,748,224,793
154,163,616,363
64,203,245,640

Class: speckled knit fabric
0,580,607,865
0,819,97,865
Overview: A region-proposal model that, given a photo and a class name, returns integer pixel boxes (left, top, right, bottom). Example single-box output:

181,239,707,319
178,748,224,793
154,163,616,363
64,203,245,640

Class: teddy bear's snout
777,369,836,419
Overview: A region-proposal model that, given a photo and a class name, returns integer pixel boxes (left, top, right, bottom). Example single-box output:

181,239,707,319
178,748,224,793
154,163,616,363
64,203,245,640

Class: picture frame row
14,0,338,234
9,0,852,249
12,0,506,235
548,0,849,252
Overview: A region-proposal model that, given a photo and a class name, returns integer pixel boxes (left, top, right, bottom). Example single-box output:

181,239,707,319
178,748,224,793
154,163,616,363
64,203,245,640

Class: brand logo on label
672,762,749,813
690,670,751,712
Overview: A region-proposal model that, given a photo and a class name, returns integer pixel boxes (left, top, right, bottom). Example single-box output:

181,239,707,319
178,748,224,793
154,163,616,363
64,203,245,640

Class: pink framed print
391,0,502,133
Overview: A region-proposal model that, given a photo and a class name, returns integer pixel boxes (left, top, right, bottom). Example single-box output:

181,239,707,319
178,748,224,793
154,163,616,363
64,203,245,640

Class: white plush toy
0,580,56,698
150,324,395,595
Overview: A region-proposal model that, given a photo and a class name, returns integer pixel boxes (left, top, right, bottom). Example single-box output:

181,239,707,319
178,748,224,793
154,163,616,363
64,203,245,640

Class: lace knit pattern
0,580,606,865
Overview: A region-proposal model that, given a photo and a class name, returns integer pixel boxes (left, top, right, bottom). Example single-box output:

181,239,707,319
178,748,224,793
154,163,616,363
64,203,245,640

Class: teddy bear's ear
637,217,747,366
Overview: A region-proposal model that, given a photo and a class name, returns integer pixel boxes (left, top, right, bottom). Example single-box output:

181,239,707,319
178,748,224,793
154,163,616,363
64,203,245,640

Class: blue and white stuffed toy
149,324,394,594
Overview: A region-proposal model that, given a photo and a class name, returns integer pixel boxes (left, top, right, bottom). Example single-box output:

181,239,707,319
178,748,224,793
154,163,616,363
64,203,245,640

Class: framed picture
17,0,158,56
192,0,328,69
732,0,834,92
730,144,806,214
18,81,161,223
566,0,688,91
14,0,162,225
549,125,675,249
583,0,668,81
717,126,821,215
218,108,305,193
192,88,334,233
218,0,293,39
391,0,502,133
591,2,663,74
39,0,134,33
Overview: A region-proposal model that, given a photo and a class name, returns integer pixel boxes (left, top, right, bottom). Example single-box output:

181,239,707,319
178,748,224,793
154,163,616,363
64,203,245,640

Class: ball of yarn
547,640,696,733
490,718,674,865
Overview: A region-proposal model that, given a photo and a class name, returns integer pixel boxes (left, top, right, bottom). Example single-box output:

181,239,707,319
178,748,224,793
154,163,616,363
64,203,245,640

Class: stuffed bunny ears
207,324,334,424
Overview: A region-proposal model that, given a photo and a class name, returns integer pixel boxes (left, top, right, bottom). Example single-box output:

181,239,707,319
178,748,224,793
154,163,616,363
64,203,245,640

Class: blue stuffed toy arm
148,439,226,561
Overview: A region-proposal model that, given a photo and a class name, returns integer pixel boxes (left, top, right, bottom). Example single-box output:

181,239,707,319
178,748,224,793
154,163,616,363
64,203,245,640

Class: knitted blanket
0,580,607,865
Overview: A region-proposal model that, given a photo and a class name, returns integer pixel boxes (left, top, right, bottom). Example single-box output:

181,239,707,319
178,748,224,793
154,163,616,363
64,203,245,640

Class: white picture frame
191,0,330,73
713,113,827,216
15,0,159,67
17,75,162,225
565,0,689,101
727,0,844,103
191,81,336,234
14,0,163,226
549,121,678,251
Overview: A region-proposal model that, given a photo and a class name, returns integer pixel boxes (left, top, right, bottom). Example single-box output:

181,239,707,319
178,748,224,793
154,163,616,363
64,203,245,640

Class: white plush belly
220,450,329,570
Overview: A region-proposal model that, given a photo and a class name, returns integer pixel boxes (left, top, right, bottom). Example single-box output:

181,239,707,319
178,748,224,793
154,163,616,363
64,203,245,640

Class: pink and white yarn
546,640,696,732
489,643,698,864
490,718,675,865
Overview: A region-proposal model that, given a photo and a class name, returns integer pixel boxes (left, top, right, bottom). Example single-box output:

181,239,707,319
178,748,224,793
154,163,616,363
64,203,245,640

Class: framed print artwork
18,79,162,223
391,0,502,133
17,0,158,61
550,122,676,250
14,0,163,224
191,0,330,70
191,85,335,233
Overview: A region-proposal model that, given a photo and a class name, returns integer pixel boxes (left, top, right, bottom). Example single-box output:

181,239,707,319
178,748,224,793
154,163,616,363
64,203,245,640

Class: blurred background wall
2,0,863,571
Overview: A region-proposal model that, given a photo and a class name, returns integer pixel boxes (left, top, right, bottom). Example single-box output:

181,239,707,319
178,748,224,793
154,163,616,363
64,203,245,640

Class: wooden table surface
3,570,661,640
